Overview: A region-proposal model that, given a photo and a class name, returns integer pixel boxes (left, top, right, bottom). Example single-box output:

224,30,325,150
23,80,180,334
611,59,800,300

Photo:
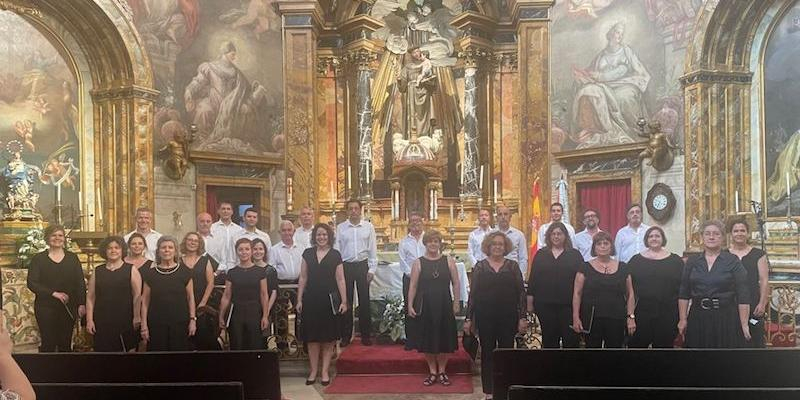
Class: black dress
93,263,136,352
27,251,86,352
187,255,218,350
628,254,683,348
527,248,582,348
300,247,342,343
226,266,266,350
679,251,749,348
142,264,192,351
416,256,457,354
580,261,629,348
738,248,767,347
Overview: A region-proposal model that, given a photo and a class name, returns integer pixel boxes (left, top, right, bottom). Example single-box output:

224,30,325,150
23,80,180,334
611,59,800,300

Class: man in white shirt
574,209,602,261
467,209,493,267
537,202,576,249
270,220,303,283
335,199,378,346
496,205,529,279
210,202,245,273
196,212,221,271
235,207,272,250
398,212,425,350
293,206,314,250
123,207,162,261
614,203,650,263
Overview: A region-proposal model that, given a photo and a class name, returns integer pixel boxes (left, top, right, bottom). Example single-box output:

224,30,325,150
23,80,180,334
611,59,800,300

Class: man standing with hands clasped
335,200,378,346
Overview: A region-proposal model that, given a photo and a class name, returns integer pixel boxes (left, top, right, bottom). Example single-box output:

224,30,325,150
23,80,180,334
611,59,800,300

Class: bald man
293,206,315,250
196,212,221,271
496,205,528,279
270,220,303,283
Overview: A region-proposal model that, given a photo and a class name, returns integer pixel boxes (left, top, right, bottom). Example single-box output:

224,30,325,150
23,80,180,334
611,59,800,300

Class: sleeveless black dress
93,263,135,351
416,256,457,354
739,248,767,348
187,255,219,350
300,247,342,343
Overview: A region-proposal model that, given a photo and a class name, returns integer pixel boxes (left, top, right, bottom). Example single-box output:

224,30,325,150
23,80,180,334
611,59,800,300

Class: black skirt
685,305,745,348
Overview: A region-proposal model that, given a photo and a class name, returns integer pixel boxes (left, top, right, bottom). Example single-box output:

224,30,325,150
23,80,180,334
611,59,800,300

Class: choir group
24,200,769,398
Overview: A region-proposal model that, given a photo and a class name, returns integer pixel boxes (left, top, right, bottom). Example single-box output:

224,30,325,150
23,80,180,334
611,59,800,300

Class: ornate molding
342,48,378,71
91,85,160,101
680,69,753,86
458,47,493,70
317,56,342,76
0,0,42,17
494,52,518,72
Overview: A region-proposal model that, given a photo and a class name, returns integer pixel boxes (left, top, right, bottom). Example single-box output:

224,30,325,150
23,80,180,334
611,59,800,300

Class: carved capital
317,56,342,77
494,52,518,72
343,48,378,71
458,47,493,70
0,0,42,17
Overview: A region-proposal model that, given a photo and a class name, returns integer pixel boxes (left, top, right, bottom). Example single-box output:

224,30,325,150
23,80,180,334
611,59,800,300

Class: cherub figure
13,120,36,152
159,128,190,180
637,119,676,171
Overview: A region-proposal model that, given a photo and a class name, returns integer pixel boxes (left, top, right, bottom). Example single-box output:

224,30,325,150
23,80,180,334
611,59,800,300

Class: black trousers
476,311,517,395
402,274,418,348
35,305,74,352
586,317,625,348
341,261,371,341
629,313,677,348
229,302,264,350
536,303,579,348
148,320,191,351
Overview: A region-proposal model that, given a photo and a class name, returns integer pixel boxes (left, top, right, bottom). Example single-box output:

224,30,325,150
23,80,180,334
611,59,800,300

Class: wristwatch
627,314,636,320
190,316,197,321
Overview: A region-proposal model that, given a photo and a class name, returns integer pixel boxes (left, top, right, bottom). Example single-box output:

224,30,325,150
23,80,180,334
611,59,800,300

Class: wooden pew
508,385,800,400
14,351,280,400
493,349,800,400
33,382,244,400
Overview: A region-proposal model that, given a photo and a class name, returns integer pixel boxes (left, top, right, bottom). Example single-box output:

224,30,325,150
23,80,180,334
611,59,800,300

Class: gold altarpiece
282,1,555,251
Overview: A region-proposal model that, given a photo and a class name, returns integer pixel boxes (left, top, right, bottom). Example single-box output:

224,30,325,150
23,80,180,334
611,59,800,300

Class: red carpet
327,339,474,394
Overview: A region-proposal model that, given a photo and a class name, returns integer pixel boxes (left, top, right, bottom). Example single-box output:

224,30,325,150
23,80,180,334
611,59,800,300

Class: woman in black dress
408,230,460,387
218,238,270,350
572,231,636,348
125,233,152,270
296,223,347,386
27,225,86,352
527,222,582,349
679,220,751,348
728,220,769,347
141,236,196,351
628,226,683,348
252,238,279,315
86,236,142,351
180,232,217,350
465,231,526,398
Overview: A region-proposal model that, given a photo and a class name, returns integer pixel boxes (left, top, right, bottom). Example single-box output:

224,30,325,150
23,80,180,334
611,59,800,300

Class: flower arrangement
16,227,72,267
378,295,405,342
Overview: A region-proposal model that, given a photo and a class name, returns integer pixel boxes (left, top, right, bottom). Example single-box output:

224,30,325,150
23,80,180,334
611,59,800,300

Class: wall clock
646,183,676,222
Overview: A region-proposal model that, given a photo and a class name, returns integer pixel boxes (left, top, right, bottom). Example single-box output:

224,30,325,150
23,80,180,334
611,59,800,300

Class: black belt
692,297,733,310
344,260,368,266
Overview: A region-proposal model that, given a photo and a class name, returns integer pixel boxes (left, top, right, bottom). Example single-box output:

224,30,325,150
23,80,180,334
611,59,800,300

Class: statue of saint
2,141,42,213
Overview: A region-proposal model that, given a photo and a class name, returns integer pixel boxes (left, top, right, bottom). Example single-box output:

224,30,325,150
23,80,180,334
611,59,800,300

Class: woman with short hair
180,232,217,350
218,238,270,350
125,232,152,270
678,220,751,348
86,235,142,351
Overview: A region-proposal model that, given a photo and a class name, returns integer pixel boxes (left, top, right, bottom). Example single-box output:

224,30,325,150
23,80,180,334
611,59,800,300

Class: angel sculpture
637,119,677,172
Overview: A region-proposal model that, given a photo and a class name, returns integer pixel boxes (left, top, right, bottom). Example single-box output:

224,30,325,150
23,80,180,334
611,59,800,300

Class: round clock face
653,194,668,210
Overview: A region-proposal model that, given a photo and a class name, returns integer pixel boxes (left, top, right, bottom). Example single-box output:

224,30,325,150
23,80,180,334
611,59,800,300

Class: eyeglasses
583,214,598,219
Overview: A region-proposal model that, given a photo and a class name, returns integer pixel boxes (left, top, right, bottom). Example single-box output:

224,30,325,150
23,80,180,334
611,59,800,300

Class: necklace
155,263,179,275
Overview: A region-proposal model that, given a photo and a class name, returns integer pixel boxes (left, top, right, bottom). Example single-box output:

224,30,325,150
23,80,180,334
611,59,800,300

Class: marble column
356,66,374,199
462,66,481,197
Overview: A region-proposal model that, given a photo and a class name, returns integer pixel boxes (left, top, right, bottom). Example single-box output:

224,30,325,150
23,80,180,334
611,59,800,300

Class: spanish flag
529,179,542,262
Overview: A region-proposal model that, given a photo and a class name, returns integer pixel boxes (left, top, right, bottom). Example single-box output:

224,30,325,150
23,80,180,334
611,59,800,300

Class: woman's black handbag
462,333,479,361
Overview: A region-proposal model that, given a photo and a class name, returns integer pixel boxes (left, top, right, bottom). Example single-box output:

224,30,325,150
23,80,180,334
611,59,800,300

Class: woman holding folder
218,238,270,350
27,224,86,352
86,236,142,351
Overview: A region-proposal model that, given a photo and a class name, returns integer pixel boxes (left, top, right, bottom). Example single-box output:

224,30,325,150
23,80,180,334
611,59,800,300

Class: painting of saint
570,21,651,149
184,41,269,154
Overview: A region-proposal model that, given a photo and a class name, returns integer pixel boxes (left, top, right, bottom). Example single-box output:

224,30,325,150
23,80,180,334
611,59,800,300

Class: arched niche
1,0,157,234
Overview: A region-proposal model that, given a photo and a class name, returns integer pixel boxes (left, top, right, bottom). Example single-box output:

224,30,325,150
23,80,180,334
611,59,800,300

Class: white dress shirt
293,225,314,250
269,241,304,281
236,228,272,250
614,223,650,263
498,226,528,278
335,219,378,273
467,226,494,266
200,232,223,266
537,221,576,249
210,220,245,272
574,229,601,261
398,233,425,276
124,229,162,261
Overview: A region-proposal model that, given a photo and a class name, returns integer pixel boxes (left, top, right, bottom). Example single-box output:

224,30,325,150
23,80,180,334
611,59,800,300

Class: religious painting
551,0,701,151
369,0,463,197
0,12,81,226
127,0,284,158
763,3,800,218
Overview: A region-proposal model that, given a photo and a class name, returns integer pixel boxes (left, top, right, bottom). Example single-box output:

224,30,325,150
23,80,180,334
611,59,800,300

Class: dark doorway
206,186,262,228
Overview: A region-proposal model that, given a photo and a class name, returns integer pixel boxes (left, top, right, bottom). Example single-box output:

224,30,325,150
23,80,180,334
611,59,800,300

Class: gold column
278,1,324,212
513,1,554,235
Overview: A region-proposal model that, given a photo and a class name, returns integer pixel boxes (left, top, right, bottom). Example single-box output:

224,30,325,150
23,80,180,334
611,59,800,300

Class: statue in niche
398,47,436,137
1,141,42,215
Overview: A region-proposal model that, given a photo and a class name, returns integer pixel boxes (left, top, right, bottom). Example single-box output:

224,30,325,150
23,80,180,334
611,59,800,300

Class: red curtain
206,186,219,220
577,179,631,239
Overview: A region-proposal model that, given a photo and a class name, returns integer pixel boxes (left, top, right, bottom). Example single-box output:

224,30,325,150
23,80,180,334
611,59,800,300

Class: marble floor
280,376,487,400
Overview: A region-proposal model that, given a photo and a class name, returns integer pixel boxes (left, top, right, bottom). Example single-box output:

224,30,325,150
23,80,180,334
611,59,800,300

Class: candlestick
479,165,484,190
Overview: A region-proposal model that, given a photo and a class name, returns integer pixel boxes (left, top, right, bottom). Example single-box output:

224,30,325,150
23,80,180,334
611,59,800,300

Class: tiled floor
281,375,487,400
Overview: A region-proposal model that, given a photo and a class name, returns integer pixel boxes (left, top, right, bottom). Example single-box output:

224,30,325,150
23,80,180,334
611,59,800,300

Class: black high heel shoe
305,378,316,385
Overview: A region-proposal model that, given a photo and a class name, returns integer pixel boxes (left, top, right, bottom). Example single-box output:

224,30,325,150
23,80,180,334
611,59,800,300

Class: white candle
479,165,484,190
450,204,454,224
287,177,293,206
493,178,499,202
330,181,335,207
347,166,352,191
78,190,82,211
97,191,103,220
366,160,371,184
460,166,464,186
787,172,792,197
735,190,739,214
56,184,62,205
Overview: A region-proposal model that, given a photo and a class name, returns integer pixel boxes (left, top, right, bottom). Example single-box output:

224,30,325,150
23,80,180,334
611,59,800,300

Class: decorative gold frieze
0,0,41,17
